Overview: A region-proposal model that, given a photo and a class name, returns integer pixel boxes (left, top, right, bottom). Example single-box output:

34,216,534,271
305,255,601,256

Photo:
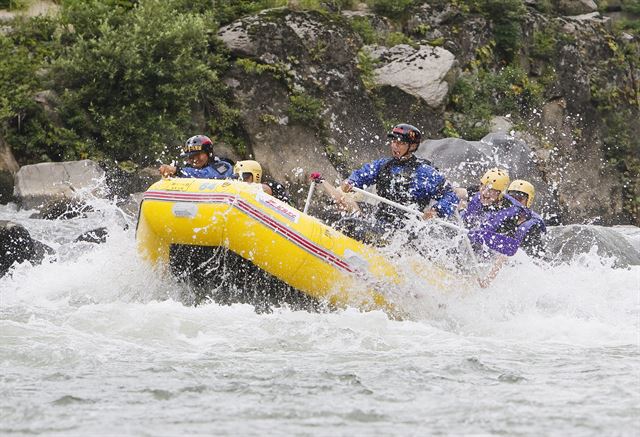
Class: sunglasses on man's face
509,191,529,201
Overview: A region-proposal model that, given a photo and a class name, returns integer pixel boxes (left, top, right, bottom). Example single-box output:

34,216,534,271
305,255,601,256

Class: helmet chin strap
398,144,417,160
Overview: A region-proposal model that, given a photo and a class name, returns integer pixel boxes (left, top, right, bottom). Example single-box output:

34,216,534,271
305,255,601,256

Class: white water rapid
1,201,638,436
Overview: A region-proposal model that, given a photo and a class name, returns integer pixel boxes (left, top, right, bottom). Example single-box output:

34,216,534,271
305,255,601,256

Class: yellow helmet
234,160,262,183
480,168,510,193
508,179,535,207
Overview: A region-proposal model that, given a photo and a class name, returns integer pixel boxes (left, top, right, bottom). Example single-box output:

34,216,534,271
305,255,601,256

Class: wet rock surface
0,220,54,277
543,224,640,267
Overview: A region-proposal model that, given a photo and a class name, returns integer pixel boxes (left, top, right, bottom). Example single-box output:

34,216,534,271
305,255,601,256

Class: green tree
49,0,231,163
367,0,415,17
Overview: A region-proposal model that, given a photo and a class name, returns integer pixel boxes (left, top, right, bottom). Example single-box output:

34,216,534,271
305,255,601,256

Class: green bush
0,0,30,10
367,0,415,17
385,31,415,47
0,36,40,124
447,65,544,140
475,0,526,62
212,0,287,25
287,92,323,125
448,77,493,139
531,29,557,59
0,15,72,162
350,16,377,45
356,49,378,91
48,0,231,163
621,0,640,14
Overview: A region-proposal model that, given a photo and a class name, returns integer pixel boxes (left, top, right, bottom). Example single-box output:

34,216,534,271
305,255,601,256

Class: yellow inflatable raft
136,178,452,315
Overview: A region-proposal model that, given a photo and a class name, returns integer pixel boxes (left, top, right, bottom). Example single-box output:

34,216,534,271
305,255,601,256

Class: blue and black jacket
347,155,458,223
176,157,234,179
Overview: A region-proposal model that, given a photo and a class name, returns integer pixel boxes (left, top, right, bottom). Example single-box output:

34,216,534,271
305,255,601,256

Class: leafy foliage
0,0,30,10
350,15,416,47
621,0,640,14
367,0,415,18
8,0,234,164
210,0,287,25
531,28,557,59
350,16,377,45
447,65,544,139
0,15,77,162
590,30,640,223
356,49,378,92
287,92,323,125
469,0,526,62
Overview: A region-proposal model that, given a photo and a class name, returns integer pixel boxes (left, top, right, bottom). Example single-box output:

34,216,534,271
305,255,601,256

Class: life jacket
462,193,512,230
516,211,546,237
495,196,546,238
178,156,234,179
375,155,432,224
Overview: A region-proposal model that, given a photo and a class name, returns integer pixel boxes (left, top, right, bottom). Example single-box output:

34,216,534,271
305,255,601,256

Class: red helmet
387,123,422,145
181,135,213,157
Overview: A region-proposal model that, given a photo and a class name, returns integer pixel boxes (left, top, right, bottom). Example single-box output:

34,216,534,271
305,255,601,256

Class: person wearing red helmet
337,123,458,244
159,135,234,179
342,123,458,220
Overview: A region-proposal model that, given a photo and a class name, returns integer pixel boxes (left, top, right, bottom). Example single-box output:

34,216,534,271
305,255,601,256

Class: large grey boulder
371,44,458,109
14,160,106,211
557,0,598,16
543,224,640,267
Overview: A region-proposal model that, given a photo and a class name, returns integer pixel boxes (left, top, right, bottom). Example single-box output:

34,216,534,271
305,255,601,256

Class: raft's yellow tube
136,178,405,314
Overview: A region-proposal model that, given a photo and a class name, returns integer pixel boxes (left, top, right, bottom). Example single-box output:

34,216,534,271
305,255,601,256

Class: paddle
350,186,462,232
350,186,483,282
302,175,318,214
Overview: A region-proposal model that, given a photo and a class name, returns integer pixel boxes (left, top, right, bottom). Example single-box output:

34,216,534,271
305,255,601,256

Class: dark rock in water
30,199,94,220
0,221,54,277
75,227,108,244
32,239,56,262
543,225,640,267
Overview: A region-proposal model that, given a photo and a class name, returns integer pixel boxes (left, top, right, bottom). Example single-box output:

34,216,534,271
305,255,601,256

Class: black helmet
181,135,213,157
387,123,422,145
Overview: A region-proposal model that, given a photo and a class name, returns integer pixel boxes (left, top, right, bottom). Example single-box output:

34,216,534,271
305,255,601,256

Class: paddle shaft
351,186,463,232
353,185,484,281
302,180,317,214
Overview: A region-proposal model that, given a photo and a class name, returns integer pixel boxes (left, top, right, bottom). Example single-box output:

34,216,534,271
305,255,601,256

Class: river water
1,201,638,436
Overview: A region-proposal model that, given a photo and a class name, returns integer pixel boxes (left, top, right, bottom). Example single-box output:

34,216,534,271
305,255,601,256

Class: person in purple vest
158,135,234,179
467,179,547,258
460,167,512,229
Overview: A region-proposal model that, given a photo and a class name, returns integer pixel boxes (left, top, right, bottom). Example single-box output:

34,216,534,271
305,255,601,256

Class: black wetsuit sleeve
267,181,291,204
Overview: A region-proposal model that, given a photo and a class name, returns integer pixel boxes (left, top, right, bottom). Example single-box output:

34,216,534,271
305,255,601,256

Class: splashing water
0,199,638,435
